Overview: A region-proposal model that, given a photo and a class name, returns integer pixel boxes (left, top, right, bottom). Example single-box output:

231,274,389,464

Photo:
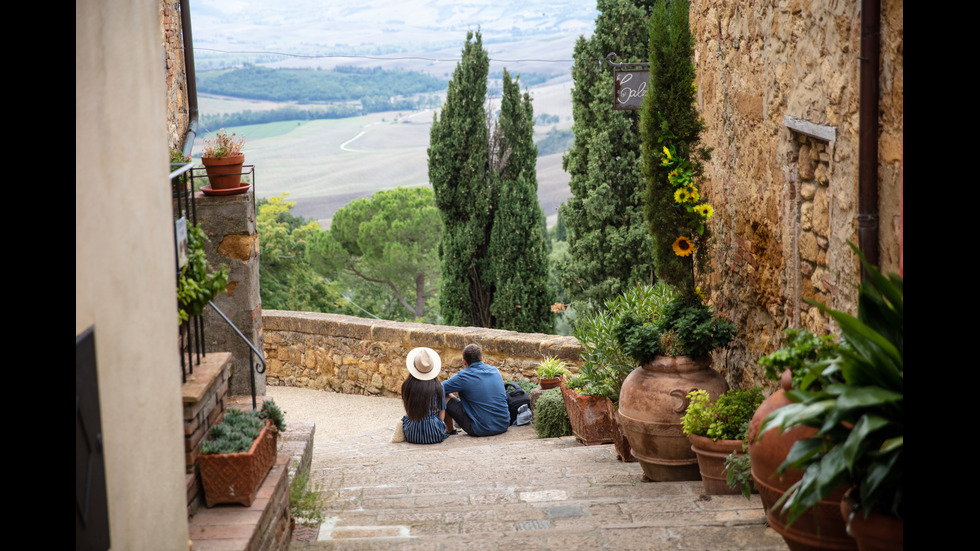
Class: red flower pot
201,153,245,190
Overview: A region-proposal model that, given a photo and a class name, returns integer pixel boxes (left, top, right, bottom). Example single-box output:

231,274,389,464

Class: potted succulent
198,400,286,507
760,251,903,550
613,297,736,481
201,129,246,191
681,387,763,494
536,356,569,390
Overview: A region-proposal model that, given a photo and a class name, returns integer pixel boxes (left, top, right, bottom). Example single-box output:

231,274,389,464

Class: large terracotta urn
617,355,728,481
747,370,857,551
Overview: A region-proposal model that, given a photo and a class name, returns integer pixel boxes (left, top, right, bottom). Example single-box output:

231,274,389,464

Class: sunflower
672,236,694,257
694,204,714,220
674,188,690,203
662,146,673,161
685,184,700,202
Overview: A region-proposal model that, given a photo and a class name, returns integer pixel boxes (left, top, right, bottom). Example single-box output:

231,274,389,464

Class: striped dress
401,384,448,445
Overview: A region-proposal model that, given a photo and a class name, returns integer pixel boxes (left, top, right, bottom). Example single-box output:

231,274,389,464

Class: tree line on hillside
197,65,447,103
200,95,442,129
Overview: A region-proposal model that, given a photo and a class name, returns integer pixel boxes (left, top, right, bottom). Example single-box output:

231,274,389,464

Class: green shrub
511,378,538,395
289,469,327,527
615,297,736,363
681,388,763,441
533,389,572,438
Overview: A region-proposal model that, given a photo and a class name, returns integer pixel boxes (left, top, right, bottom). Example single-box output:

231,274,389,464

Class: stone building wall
162,0,189,150
691,1,903,388
263,311,582,396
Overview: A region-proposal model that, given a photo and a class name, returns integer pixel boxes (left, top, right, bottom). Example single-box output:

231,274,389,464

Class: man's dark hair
462,343,482,365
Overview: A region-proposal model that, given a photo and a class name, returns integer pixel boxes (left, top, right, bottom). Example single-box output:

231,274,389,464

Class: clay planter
747,370,856,551
688,434,743,495
617,355,728,481
539,377,561,390
201,153,245,190
559,383,615,445
198,423,278,507
606,398,634,462
840,489,903,551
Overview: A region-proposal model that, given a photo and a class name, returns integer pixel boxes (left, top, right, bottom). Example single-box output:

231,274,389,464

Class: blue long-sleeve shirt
442,361,510,436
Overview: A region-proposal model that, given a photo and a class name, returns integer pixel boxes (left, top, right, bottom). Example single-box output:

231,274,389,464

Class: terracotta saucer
201,183,251,196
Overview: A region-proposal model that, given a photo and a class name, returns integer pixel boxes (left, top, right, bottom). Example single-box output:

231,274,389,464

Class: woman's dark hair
402,376,441,421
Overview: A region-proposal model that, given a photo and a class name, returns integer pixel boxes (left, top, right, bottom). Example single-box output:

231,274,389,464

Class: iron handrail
208,300,266,410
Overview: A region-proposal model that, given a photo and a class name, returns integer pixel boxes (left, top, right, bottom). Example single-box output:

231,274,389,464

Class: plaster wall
690,0,903,387
76,0,190,547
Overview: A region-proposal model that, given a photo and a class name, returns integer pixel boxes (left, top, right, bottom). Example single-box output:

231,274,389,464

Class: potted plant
201,129,246,191
559,373,615,446
760,251,902,550
198,400,286,507
573,284,676,461
536,356,569,390
681,387,763,494
613,297,736,481
747,329,854,551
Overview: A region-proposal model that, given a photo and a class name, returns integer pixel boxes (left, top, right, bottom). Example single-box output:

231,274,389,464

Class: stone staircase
291,425,787,550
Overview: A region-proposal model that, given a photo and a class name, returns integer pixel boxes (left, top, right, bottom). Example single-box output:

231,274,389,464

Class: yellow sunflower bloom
685,185,700,202
662,146,673,160
694,204,715,220
672,236,694,257
674,188,690,203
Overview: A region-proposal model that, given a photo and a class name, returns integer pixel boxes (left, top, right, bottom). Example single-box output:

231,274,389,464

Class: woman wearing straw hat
399,347,449,444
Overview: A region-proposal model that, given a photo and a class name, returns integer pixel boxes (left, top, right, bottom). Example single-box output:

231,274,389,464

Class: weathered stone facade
263,311,582,396
691,1,903,388
162,0,189,150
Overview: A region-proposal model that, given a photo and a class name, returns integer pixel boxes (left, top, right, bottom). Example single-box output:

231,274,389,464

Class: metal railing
172,162,204,382
208,301,266,410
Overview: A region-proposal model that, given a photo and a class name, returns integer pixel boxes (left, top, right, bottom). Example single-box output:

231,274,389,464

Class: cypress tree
557,0,655,312
428,32,496,327
640,0,711,303
488,70,554,333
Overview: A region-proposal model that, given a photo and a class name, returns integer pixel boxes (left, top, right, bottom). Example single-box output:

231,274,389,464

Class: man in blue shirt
442,343,510,437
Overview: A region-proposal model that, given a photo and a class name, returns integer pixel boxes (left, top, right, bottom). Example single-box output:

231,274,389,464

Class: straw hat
405,347,442,381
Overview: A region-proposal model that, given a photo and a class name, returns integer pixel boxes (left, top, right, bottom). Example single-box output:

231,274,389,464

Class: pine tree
557,0,655,312
488,70,554,333
640,0,710,303
428,31,496,327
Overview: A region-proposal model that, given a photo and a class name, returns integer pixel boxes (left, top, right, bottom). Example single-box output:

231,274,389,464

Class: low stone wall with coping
263,310,582,396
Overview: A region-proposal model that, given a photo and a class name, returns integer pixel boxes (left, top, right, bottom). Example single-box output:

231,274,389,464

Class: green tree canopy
557,0,655,313
328,187,442,320
257,194,352,314
640,0,710,302
428,31,497,328
488,70,554,333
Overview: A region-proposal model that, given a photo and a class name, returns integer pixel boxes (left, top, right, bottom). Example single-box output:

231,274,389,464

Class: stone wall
263,311,582,396
161,0,189,150
692,1,903,388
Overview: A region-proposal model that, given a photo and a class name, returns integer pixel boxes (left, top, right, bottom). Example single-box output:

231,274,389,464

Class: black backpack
504,382,532,425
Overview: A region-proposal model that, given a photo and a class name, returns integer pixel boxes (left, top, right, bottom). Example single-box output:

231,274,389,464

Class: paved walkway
268,387,787,550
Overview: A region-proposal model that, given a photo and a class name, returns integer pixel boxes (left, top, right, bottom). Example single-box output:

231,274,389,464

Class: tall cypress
488,70,554,333
557,0,655,311
428,32,496,327
640,0,710,302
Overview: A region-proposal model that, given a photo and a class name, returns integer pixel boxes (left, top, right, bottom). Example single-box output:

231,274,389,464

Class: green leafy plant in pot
760,249,902,550
201,129,246,191
612,295,736,481
177,224,229,325
536,356,569,390
681,387,763,494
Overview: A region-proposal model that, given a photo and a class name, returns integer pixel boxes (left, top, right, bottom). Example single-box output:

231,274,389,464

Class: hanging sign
614,69,648,110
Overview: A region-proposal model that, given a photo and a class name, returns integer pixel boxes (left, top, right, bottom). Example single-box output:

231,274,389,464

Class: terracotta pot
201,153,245,190
840,489,903,551
617,355,728,481
606,398,634,462
559,383,615,445
747,370,857,551
539,377,561,390
198,422,278,507
688,434,743,495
